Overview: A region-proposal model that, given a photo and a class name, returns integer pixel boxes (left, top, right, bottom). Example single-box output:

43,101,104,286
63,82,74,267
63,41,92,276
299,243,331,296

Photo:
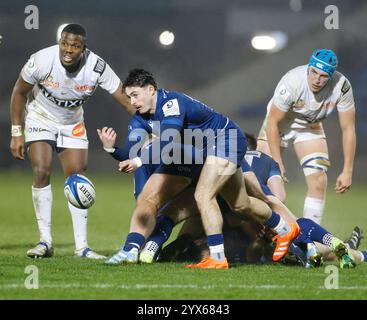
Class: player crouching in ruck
99,69,301,269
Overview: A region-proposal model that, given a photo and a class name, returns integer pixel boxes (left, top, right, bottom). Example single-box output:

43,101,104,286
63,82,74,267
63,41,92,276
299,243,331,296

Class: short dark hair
245,132,257,150
61,23,87,39
122,69,157,90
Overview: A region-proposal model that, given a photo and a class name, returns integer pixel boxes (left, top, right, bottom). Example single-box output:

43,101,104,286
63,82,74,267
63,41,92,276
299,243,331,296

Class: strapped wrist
103,146,116,153
132,157,143,168
11,125,23,137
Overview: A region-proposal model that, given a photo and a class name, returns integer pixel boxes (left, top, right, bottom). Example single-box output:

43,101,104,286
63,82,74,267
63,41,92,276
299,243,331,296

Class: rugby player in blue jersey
98,69,300,269
244,133,286,203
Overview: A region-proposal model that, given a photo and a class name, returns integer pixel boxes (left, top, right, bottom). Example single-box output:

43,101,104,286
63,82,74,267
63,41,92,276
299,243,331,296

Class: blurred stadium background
1,0,366,182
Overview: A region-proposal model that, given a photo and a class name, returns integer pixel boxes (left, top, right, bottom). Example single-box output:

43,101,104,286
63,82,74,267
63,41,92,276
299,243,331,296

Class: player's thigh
138,173,191,210
160,187,199,223
28,141,54,172
293,138,328,161
218,168,250,210
195,156,238,199
58,148,88,176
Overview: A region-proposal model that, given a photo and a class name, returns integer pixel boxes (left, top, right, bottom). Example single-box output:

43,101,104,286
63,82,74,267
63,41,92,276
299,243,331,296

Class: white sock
68,202,88,252
303,197,325,225
273,216,291,237
32,185,52,246
209,244,225,262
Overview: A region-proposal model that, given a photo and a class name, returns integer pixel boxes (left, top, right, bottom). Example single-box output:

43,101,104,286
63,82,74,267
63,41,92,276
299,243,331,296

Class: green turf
0,170,366,300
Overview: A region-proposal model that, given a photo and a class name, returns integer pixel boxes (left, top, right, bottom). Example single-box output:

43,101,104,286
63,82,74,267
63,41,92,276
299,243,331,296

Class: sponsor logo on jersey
162,99,180,117
39,85,85,108
293,99,305,108
72,123,86,137
74,85,96,92
28,127,46,133
93,58,106,75
41,75,59,89
177,165,191,173
310,123,322,130
26,56,37,74
341,80,351,95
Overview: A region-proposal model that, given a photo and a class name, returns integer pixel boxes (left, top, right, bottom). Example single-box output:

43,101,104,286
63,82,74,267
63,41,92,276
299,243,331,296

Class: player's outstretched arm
10,76,34,160
336,107,356,194
266,104,288,182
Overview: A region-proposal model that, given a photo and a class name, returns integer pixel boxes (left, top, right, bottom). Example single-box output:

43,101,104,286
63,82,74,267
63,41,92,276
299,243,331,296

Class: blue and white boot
105,248,138,265
27,242,54,258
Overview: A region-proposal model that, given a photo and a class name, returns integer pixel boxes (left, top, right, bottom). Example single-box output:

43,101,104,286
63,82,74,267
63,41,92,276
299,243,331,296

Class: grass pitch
0,170,366,300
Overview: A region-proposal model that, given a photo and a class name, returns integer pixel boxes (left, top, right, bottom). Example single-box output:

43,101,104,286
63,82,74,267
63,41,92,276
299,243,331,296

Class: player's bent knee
194,189,215,209
300,152,330,176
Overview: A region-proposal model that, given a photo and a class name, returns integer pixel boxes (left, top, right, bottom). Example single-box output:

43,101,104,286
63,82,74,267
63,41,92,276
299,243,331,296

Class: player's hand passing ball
118,159,138,173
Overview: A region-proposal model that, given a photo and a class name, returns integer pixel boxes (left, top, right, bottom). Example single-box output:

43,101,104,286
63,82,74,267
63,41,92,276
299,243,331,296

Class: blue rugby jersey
244,151,281,186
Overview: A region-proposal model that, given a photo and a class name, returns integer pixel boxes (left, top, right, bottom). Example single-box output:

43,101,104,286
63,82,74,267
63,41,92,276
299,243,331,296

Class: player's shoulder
330,71,352,95
281,65,307,85
160,89,184,102
157,89,184,114
30,45,58,66
84,49,109,75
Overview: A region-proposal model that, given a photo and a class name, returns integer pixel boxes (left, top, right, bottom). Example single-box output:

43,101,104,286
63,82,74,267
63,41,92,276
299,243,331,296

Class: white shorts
257,115,326,148
25,113,88,150
279,127,326,148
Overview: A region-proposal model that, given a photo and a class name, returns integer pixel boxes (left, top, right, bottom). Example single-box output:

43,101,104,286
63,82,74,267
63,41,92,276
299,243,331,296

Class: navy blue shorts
134,163,202,198
155,163,202,185
205,120,247,166
241,159,274,196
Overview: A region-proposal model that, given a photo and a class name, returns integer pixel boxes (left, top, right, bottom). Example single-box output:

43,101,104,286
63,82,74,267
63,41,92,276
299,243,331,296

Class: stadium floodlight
159,30,175,47
251,31,288,52
56,23,69,42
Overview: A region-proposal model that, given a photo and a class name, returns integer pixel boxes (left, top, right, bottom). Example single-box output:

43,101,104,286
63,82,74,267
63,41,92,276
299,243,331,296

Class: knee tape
300,153,330,176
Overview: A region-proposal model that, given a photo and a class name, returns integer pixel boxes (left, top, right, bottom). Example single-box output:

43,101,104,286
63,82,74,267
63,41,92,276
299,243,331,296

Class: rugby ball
64,174,96,209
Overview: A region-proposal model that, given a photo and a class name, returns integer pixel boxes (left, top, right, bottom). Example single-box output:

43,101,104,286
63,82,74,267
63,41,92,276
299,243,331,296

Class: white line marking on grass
1,283,367,290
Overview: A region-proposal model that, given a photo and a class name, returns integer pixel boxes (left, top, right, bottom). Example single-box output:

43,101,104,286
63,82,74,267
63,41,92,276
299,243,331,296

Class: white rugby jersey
21,45,121,124
270,65,355,130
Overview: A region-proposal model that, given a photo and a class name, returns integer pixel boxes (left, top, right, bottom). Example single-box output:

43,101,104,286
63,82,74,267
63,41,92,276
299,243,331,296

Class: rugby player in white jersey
10,24,133,259
257,49,356,224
